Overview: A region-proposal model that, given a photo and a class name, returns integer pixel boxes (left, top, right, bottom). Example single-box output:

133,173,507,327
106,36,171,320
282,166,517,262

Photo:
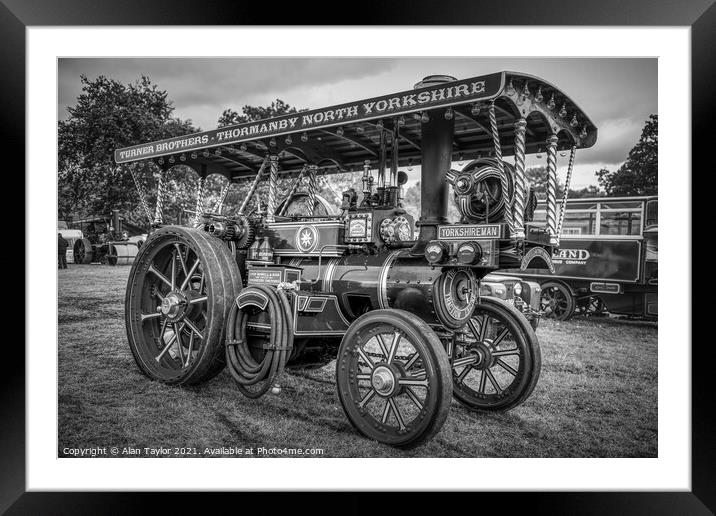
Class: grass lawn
58,265,657,458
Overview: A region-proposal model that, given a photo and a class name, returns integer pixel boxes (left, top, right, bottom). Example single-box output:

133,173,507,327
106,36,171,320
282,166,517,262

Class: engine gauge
456,241,483,265
425,240,447,264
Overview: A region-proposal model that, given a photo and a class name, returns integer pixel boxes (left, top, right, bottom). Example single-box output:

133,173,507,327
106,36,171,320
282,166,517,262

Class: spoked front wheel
336,309,452,449
125,226,239,385
450,297,541,411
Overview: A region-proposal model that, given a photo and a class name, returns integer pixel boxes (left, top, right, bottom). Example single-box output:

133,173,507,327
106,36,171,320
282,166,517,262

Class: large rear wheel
336,309,452,449
450,297,541,412
125,226,239,385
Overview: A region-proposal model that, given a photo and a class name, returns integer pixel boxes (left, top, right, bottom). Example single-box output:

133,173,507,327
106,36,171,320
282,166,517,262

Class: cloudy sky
58,57,656,189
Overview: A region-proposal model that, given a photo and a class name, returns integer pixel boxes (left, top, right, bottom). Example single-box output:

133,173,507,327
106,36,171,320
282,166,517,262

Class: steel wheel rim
340,322,437,442
130,238,210,380
451,309,528,407
541,286,569,318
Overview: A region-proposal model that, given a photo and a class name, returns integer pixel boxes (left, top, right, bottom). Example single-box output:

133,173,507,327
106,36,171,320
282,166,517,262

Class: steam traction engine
117,72,597,449
72,209,142,265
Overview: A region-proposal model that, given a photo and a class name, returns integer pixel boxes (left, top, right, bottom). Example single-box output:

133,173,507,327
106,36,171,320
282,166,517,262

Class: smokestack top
413,75,458,90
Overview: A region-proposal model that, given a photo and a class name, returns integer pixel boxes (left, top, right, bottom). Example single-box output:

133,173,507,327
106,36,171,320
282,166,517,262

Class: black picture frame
7,0,710,513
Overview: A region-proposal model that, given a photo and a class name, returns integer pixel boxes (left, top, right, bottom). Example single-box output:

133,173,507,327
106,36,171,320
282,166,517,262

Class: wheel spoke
183,318,204,340
452,355,477,369
457,365,471,382
492,349,519,357
358,389,376,409
357,346,375,370
484,368,502,393
467,318,482,342
496,358,518,376
155,328,178,362
148,265,173,289
184,330,195,367
180,258,201,292
171,248,177,291
403,352,420,371
140,312,161,322
174,243,189,278
153,289,165,302
174,323,185,364
356,373,371,381
480,314,490,341
375,334,390,358
188,296,208,305
158,317,169,343
198,271,206,293
478,370,487,393
492,328,510,348
388,398,406,431
408,368,426,379
398,375,428,388
381,399,392,424
405,387,423,410
386,331,401,364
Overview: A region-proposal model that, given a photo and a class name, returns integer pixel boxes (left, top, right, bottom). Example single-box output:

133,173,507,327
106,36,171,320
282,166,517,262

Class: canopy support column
378,129,387,189
556,145,577,246
266,154,279,223
153,168,168,226
278,164,308,216
127,165,153,224
511,118,528,240
238,156,269,216
192,172,206,227
488,101,513,237
390,119,399,188
306,164,318,216
545,134,559,245
214,179,232,215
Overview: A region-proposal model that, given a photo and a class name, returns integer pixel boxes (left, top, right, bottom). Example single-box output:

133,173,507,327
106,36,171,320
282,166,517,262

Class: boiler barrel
283,252,439,325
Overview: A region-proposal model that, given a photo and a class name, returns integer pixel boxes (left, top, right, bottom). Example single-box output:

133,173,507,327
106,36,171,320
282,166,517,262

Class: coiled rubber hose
225,284,294,399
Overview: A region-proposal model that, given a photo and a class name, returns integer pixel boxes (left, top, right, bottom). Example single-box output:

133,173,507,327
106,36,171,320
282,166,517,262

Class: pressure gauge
425,240,447,264
456,241,483,265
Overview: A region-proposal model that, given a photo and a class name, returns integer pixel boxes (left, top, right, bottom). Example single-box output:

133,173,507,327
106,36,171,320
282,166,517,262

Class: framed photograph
8,0,710,512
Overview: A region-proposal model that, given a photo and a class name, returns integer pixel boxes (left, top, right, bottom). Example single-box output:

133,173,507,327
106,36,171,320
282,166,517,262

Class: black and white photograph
55,56,658,457
8,13,705,507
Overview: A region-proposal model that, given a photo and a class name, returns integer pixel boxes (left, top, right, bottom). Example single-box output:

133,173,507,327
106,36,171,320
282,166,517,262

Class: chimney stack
411,75,456,255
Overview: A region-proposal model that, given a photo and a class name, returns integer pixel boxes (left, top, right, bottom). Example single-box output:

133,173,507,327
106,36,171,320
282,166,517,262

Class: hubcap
159,291,187,322
471,342,493,370
371,365,397,397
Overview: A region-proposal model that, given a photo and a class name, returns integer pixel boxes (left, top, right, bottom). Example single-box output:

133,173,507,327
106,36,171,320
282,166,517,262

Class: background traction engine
122,72,594,449
73,209,142,265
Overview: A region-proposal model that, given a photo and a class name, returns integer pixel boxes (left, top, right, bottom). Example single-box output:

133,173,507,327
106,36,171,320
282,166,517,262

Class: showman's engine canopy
118,71,597,449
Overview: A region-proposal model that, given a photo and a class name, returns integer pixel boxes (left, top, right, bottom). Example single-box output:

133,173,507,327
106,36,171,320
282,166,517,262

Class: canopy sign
115,72,503,164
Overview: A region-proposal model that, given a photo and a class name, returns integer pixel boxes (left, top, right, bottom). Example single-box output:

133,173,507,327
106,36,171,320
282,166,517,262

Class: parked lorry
504,196,657,320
